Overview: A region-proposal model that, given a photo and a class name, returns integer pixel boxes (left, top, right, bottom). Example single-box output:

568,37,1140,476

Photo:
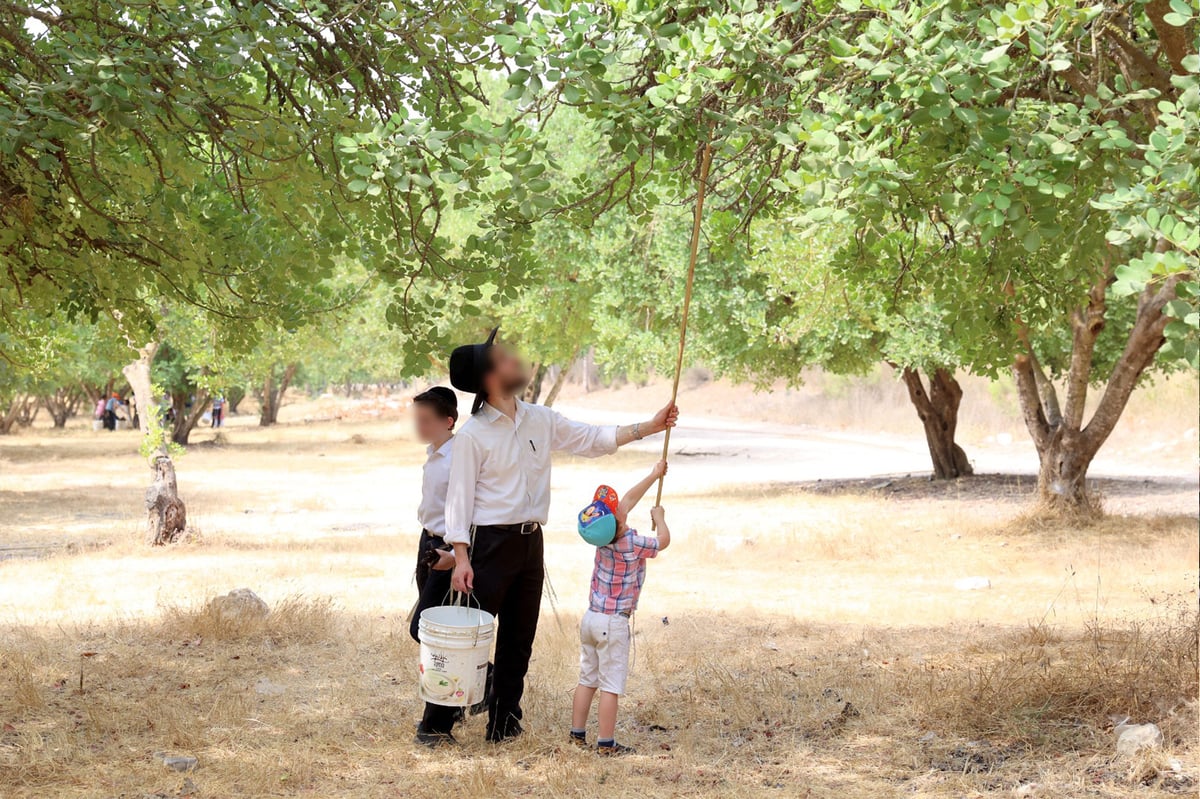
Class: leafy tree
0,310,126,431
777,0,1198,510
0,0,567,539
508,0,1196,508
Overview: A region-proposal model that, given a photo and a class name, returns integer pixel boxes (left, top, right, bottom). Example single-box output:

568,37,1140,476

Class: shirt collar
480,401,526,425
426,435,454,457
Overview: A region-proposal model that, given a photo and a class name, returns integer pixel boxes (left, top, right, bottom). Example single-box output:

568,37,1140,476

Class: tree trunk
522,363,547,404
1013,270,1184,513
122,344,188,545
14,395,39,427
0,396,25,434
897,367,973,480
583,347,596,393
41,386,81,428
80,382,103,405
226,386,246,414
144,454,188,545
542,364,570,408
259,363,297,426
169,388,209,446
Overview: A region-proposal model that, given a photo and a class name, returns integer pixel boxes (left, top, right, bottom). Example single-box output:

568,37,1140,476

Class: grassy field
0,391,1196,798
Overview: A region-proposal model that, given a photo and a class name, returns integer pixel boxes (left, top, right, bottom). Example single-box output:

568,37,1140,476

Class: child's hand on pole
650,506,666,528
650,460,668,479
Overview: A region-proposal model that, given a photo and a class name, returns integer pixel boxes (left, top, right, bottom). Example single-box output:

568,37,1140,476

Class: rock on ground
1116,721,1163,756
254,676,286,696
208,588,269,622
161,754,198,772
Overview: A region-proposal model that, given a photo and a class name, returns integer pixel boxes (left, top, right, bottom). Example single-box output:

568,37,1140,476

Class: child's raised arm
617,460,667,519
649,506,670,550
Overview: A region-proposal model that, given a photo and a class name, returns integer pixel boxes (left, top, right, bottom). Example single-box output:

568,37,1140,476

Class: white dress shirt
443,401,618,545
417,436,454,537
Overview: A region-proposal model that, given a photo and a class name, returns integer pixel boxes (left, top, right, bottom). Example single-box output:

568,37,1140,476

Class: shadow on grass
692,473,1200,506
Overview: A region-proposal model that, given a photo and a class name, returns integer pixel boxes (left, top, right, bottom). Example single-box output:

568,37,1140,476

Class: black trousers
418,524,544,741
413,529,445,597
411,530,452,643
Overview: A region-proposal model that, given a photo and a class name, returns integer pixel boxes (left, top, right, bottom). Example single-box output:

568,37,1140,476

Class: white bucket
418,604,494,707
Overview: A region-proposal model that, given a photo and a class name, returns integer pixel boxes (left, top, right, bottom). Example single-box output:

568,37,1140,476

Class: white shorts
578,609,631,695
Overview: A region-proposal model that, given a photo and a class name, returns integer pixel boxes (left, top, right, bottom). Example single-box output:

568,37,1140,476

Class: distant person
211,395,225,428
570,461,671,755
412,327,677,747
93,397,106,430
103,393,120,431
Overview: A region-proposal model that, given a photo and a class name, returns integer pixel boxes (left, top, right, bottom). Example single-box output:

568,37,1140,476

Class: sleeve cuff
442,530,470,546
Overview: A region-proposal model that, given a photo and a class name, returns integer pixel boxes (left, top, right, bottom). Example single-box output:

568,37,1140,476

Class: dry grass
1,598,1195,798
926,606,1199,746
161,595,337,645
0,396,1196,797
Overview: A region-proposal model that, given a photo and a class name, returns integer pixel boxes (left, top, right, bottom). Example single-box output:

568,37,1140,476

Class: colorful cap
593,485,619,513
577,500,617,547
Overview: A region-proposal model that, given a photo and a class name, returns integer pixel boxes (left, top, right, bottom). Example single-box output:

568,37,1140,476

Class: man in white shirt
414,328,677,745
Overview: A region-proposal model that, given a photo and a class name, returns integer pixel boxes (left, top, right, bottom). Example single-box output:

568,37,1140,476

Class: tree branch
1081,273,1186,456
1012,353,1053,454
1062,272,1110,432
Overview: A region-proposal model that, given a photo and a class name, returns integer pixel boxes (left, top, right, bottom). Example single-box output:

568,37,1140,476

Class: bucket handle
444,589,489,648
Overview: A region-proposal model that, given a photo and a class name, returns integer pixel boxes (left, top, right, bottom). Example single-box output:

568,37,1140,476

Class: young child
570,460,671,755
410,387,458,599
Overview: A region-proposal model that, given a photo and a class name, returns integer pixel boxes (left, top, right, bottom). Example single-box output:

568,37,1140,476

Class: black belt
476,521,542,536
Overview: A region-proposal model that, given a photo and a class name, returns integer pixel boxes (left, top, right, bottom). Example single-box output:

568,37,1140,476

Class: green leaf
1165,299,1191,319
981,44,1009,64
347,179,369,193
828,36,855,58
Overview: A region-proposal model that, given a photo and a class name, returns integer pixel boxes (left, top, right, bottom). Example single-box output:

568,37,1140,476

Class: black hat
449,327,498,413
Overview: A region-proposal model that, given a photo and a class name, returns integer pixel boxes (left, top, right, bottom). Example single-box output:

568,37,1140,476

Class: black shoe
486,719,523,743
597,741,635,756
569,732,588,748
414,728,457,748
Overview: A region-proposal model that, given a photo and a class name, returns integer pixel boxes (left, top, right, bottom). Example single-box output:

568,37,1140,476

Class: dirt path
554,403,1199,515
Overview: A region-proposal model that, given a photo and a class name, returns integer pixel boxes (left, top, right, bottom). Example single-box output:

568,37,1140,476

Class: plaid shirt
588,528,659,615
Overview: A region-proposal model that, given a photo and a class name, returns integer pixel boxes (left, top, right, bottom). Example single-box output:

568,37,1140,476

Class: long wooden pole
654,139,715,516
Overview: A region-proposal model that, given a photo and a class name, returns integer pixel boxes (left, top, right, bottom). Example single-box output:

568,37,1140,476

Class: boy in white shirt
410,387,457,621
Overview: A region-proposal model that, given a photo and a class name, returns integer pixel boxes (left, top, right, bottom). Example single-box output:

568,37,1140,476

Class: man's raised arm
550,401,679,456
